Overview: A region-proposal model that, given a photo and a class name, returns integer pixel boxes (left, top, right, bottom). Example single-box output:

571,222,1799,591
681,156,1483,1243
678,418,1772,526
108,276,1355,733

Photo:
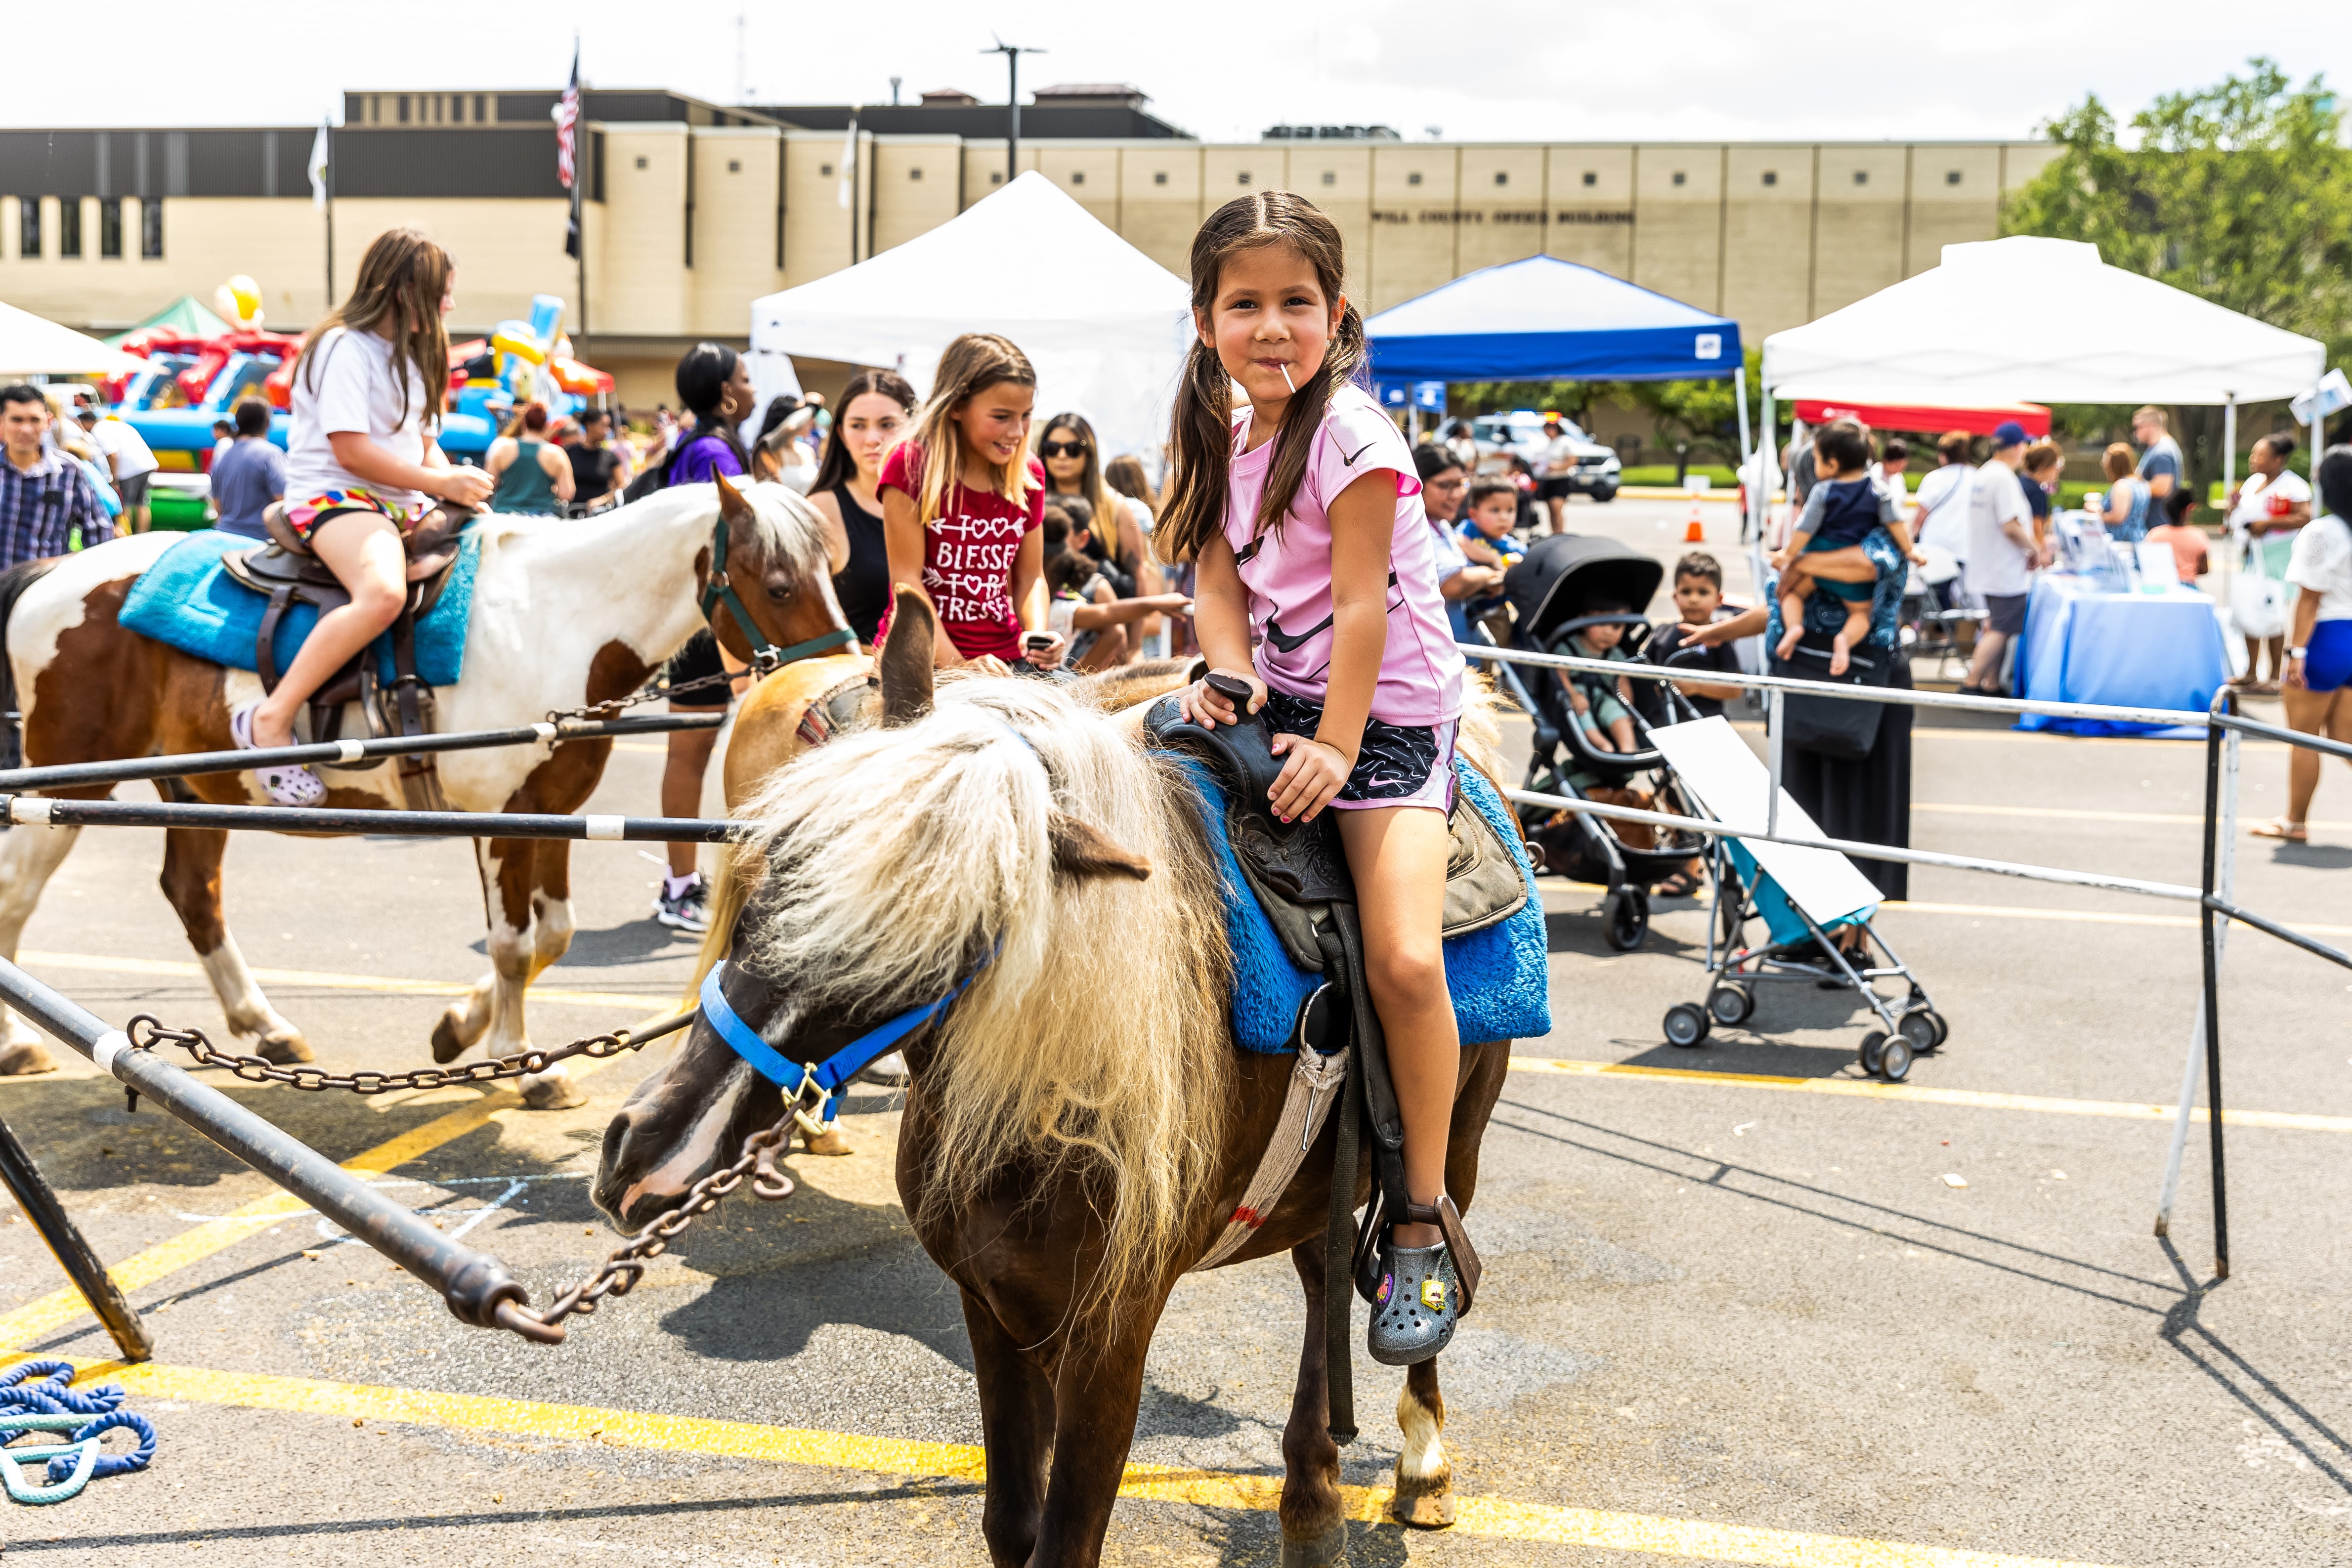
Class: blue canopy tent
1363,254,1751,467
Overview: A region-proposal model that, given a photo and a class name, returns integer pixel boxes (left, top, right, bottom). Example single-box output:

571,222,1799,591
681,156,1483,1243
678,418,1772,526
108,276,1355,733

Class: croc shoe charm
1366,1196,1482,1367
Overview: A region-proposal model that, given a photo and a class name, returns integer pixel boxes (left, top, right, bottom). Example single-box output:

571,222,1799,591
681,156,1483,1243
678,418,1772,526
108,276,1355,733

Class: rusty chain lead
521,1103,805,1334
123,1010,699,1095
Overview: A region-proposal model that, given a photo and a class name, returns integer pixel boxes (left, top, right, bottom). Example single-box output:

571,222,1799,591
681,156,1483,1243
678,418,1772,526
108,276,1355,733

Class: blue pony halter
697,956,987,1120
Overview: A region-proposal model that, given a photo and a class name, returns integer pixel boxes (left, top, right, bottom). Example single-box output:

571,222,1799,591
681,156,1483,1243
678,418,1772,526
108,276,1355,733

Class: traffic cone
1682,501,1705,543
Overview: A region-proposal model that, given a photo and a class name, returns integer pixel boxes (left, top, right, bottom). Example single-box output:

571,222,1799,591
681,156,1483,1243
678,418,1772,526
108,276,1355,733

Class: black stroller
1482,535,1713,951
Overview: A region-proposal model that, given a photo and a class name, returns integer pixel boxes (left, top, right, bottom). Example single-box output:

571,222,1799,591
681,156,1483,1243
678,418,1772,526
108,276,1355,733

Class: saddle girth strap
1191,1036,1350,1273
254,587,296,693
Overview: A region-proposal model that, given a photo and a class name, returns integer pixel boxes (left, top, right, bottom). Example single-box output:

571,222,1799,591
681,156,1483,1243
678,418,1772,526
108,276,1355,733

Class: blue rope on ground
0,1363,154,1502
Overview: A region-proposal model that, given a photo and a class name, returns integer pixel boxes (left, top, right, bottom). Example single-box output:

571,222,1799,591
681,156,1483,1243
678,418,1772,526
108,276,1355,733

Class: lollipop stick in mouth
1280,363,1297,393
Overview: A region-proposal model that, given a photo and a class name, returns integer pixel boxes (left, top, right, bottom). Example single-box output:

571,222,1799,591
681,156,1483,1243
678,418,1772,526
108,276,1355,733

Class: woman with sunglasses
1039,412,1158,600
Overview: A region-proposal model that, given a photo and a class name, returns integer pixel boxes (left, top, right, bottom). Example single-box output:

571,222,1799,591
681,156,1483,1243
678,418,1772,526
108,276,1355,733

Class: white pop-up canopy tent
0,299,152,377
1753,236,2330,538
746,172,1192,463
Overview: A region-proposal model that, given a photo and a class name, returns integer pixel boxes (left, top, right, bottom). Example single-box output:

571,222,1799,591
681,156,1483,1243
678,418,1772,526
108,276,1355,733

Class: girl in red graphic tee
876,333,1063,673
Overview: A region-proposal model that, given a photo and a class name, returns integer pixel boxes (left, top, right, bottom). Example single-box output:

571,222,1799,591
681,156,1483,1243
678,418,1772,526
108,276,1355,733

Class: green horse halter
700,505,855,676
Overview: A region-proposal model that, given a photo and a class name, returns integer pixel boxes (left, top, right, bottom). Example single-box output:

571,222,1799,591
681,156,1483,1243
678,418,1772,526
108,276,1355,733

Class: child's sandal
230,703,326,807
1366,1196,1481,1367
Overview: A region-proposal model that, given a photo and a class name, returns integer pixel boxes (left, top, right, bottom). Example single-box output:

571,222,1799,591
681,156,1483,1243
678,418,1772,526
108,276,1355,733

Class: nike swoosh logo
1341,441,1377,466
1264,613,1333,653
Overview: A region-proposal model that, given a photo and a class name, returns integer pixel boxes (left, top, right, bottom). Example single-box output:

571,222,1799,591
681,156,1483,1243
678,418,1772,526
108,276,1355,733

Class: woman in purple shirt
653,341,756,934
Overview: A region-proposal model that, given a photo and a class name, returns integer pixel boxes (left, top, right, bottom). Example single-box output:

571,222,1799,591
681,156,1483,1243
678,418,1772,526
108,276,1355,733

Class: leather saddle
1142,682,1527,975
217,502,477,807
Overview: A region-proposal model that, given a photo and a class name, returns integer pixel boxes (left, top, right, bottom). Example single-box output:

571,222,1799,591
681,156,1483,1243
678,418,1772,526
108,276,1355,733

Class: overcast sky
18,2,2348,143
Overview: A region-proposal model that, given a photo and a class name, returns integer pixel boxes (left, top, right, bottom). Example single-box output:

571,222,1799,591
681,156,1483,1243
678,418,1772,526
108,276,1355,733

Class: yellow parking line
19,1354,2115,1568
19,950,656,1010
1508,1055,2352,1132
0,1007,669,1352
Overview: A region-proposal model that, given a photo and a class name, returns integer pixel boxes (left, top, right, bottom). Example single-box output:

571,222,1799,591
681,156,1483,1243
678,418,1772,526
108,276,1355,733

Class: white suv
1471,411,1622,503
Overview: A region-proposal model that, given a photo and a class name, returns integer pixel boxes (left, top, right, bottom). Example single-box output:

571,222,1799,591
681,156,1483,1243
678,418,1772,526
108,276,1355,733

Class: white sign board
2290,367,2351,427
1647,716,1884,926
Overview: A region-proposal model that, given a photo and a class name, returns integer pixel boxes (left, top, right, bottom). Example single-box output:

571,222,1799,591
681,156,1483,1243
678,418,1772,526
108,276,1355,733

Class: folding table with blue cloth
2014,571,2230,738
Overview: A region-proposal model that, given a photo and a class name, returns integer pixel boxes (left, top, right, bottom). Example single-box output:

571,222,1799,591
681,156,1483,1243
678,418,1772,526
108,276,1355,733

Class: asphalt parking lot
2,498,2348,1566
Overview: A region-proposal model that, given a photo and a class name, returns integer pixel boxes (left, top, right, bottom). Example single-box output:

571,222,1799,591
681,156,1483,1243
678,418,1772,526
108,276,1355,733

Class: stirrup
1365,1196,1482,1367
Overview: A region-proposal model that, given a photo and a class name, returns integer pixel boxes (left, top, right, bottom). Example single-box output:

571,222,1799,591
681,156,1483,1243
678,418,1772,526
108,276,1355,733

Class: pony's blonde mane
735,676,1231,1324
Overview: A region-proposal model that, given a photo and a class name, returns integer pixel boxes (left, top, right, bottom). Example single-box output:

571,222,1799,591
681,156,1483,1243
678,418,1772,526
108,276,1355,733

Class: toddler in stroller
1485,534,1716,950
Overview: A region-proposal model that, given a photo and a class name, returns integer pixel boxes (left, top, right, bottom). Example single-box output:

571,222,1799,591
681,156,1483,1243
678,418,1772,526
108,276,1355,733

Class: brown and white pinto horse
597,594,1510,1565
0,477,847,1107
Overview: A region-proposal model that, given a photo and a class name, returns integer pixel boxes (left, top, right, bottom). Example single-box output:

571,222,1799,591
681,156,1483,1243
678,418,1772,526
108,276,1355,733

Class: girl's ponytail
1154,191,1363,565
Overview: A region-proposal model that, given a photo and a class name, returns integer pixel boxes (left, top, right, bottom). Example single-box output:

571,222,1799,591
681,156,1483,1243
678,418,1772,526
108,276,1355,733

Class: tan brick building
0,87,2059,411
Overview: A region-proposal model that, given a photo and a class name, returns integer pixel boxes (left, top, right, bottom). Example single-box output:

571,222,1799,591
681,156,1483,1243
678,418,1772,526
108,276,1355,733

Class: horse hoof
1389,1473,1456,1529
256,1031,314,1065
429,1012,469,1065
801,1127,853,1157
1278,1520,1348,1568
519,1071,587,1111
0,1039,59,1076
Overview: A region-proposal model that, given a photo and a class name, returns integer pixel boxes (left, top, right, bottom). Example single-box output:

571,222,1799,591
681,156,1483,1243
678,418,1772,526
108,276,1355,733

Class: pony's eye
767,582,794,601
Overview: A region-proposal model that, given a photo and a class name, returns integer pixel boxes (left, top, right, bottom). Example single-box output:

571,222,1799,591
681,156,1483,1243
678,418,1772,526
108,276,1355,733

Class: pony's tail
679,842,763,1013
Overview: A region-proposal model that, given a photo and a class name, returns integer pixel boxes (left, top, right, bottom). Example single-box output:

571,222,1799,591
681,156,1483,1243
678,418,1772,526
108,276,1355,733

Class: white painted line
91,1029,129,1073
582,814,627,841
336,739,366,763
11,797,53,826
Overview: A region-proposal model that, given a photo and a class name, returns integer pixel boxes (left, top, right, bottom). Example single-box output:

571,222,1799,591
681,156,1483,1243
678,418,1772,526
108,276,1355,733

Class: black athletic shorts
1536,475,1576,502
667,629,731,709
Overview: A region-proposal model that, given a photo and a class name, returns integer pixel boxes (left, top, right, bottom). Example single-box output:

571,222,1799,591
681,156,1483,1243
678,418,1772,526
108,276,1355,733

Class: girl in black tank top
804,371,920,651
828,483,891,645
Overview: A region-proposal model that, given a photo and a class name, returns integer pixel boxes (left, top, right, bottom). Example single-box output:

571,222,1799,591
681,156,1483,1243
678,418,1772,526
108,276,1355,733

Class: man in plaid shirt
2,383,115,567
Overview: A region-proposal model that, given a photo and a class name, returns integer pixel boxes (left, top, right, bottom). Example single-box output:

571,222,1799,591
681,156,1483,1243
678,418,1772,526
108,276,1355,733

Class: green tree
1625,348,1765,469
2003,59,2352,504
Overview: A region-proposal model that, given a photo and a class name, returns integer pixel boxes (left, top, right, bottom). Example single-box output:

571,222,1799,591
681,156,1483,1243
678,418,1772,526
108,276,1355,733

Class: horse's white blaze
1396,1384,1448,1481
197,935,298,1045
0,484,840,1085
620,1059,758,1215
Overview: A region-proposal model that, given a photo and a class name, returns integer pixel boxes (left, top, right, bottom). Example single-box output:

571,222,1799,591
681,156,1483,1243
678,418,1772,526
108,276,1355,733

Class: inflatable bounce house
101,280,610,528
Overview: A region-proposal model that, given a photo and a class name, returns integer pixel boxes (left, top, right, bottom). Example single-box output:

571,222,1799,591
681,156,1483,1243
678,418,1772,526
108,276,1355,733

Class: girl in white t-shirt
236,228,493,802
1158,192,1474,1368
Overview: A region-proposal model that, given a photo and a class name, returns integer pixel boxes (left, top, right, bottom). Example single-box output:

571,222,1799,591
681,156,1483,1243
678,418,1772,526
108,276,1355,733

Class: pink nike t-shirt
1224,382,1466,727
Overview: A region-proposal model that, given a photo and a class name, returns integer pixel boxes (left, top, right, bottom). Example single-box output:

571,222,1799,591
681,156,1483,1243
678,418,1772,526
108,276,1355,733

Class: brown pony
597,592,1509,1564
0,478,846,1106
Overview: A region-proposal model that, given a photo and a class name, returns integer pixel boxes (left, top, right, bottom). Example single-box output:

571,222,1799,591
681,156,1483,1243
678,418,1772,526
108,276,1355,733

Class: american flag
555,44,581,191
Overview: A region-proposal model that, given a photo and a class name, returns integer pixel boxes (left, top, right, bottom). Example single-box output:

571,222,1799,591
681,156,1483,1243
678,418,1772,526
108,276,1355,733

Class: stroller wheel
1879,1037,1916,1082
1859,1030,1888,1076
1899,1008,1941,1054
1706,983,1754,1026
1663,1002,1711,1048
1605,887,1649,952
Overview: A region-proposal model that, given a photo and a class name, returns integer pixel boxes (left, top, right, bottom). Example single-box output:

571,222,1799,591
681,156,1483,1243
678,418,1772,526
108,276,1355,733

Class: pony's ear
878,588,935,727
1048,810,1153,882
714,470,754,523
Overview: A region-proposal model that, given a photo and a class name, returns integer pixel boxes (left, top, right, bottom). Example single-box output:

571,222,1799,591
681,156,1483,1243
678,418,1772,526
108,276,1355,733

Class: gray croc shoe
1366,1197,1483,1367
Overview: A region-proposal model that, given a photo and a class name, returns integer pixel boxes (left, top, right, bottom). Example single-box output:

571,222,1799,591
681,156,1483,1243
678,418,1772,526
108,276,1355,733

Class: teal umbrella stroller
1645,717,1947,1082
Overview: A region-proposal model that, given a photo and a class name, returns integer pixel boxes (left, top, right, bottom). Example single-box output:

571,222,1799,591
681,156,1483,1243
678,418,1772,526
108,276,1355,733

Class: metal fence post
2158,715,2236,1237
0,1107,152,1361
1765,687,1785,839
2198,698,2232,1279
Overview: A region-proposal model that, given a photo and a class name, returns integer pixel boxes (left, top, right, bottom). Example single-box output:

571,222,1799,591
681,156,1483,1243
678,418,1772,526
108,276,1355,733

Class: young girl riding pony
1160,192,1474,1366
235,227,494,803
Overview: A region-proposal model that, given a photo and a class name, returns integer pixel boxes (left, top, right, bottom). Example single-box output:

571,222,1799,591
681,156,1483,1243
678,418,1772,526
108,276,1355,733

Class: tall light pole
982,37,1043,188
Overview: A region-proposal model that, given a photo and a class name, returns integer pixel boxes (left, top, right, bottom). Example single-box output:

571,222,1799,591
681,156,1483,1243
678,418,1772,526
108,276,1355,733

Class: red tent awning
1793,398,2050,439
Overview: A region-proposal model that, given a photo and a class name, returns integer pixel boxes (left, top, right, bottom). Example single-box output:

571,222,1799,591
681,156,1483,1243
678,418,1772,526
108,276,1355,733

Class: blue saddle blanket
1171,756,1552,1054
118,529,479,688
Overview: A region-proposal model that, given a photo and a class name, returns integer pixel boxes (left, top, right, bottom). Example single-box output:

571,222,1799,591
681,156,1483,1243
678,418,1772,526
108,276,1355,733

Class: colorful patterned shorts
1262,691,1459,814
282,488,424,540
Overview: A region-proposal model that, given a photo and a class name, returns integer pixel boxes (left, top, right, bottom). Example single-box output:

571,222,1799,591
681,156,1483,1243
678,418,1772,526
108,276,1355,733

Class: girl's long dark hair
812,369,919,495
2320,444,2352,536
672,341,748,475
296,226,451,432
1155,192,1367,564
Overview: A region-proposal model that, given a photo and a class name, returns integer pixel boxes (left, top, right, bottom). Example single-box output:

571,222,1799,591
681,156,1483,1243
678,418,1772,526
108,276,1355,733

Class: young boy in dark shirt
1647,551,1747,718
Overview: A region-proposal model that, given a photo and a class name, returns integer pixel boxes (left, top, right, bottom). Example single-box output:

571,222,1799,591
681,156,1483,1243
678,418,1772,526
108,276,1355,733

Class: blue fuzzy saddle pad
1168,755,1552,1054
118,529,479,689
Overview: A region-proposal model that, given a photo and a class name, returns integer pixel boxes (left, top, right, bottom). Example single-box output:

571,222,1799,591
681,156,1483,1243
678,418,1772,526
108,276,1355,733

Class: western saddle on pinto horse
217,501,475,809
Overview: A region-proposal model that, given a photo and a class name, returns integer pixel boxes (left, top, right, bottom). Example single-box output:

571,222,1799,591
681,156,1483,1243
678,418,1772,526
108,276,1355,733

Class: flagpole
321,119,335,315
573,44,589,367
